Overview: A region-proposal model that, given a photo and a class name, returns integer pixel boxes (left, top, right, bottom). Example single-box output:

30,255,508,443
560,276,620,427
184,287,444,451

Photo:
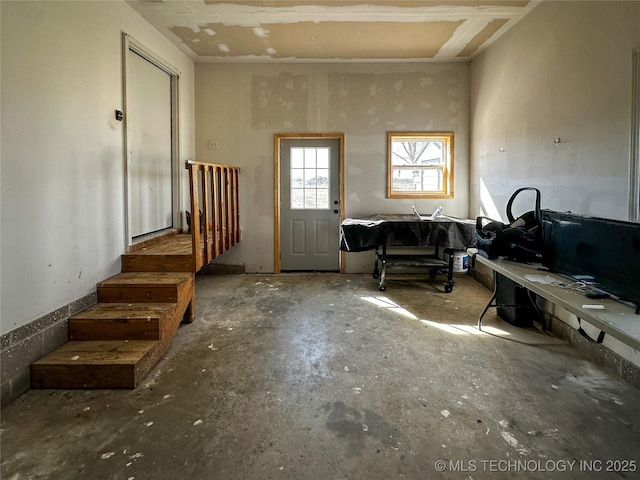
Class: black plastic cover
340,214,476,252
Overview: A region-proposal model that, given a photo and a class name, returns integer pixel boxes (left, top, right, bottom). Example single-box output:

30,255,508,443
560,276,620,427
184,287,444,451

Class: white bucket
445,250,469,273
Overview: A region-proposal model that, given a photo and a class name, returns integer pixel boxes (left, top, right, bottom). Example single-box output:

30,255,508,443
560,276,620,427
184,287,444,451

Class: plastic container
444,250,469,273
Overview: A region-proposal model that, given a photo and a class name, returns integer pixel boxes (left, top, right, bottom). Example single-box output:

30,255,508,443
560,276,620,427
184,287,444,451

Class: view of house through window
290,147,330,209
387,132,454,198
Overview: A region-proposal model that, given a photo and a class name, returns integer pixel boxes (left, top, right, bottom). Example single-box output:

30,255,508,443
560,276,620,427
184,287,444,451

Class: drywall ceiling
126,0,539,62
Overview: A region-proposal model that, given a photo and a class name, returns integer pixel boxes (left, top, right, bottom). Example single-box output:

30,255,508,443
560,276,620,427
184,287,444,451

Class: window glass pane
304,168,316,186
317,148,329,168
392,168,415,191
317,189,329,208
391,167,444,192
291,169,304,188
291,148,304,168
316,169,329,188
291,188,304,209
304,190,317,208
391,141,444,166
304,148,317,169
420,168,443,191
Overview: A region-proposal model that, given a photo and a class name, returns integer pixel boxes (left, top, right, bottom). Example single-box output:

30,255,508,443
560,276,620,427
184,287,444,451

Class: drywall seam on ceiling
127,0,542,62
145,4,533,28
435,17,496,59
456,18,509,57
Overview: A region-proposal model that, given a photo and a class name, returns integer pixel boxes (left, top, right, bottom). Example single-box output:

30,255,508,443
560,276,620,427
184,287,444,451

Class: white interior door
126,48,173,239
280,138,341,271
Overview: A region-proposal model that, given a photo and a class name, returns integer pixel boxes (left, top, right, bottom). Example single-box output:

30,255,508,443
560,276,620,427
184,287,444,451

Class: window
290,147,330,209
387,132,454,198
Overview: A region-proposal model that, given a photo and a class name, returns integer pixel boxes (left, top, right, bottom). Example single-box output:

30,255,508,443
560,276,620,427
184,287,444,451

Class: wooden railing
185,160,240,272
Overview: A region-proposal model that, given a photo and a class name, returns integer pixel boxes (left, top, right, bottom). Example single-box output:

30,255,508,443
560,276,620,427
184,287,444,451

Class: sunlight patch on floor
361,295,511,336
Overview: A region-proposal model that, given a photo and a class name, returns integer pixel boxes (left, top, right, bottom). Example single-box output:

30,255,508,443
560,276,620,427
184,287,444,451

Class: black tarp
340,214,476,252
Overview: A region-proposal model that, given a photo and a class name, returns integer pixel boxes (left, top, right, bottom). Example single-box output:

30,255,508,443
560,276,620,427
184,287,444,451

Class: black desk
340,215,476,291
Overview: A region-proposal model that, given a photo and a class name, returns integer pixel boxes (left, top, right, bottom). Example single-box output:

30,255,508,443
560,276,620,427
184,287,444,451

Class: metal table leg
478,270,498,331
378,245,387,291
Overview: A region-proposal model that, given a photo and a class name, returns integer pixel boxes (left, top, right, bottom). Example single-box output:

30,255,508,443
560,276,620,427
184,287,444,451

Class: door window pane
291,169,304,188
291,148,304,168
290,147,330,210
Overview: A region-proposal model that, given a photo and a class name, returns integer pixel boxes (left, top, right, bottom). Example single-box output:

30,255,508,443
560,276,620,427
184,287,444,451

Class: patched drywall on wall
470,1,640,221
327,72,461,134
195,62,470,273
252,74,309,130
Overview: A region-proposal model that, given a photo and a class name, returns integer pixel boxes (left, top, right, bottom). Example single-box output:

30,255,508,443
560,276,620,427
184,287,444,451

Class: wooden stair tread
32,341,157,366
120,234,209,273
70,303,176,321
124,234,192,256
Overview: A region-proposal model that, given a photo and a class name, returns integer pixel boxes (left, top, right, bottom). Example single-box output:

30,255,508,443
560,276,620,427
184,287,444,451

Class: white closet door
127,49,173,238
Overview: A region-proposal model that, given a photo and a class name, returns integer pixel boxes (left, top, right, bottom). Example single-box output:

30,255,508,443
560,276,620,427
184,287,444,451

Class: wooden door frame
274,133,345,273
122,33,181,249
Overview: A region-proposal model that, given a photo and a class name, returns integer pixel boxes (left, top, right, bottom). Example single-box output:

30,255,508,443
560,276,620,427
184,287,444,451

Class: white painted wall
470,1,640,221
470,1,640,368
0,1,195,334
195,62,470,273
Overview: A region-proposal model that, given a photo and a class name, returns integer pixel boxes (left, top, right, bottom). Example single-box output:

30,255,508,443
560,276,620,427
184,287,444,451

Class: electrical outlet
208,139,219,150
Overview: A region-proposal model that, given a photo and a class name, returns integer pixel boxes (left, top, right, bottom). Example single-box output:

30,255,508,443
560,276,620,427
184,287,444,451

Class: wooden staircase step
97,272,193,304
68,303,178,341
31,340,159,389
122,234,195,272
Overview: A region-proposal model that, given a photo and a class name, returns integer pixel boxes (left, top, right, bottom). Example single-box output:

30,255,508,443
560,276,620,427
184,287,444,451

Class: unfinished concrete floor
2,273,640,480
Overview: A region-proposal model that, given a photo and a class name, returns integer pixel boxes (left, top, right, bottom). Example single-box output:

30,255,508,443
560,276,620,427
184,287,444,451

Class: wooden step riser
67,303,178,341
68,303,185,341
31,364,140,389
69,319,162,341
121,255,196,273
98,286,179,304
97,273,194,304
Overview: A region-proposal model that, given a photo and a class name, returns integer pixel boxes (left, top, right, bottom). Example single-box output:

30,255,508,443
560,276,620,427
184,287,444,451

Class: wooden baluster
209,165,218,260
229,168,238,246
235,167,240,243
186,162,203,271
201,165,212,263
224,167,233,250
219,167,227,252
215,167,223,255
